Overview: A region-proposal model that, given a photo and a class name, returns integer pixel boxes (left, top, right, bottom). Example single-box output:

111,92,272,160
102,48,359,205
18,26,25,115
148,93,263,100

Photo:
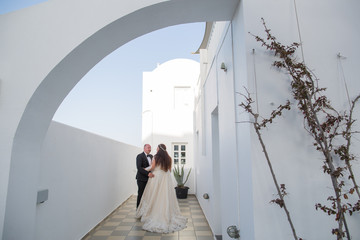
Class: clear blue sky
1,0,205,147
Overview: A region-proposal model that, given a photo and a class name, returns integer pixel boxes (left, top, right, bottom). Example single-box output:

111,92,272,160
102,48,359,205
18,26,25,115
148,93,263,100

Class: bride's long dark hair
154,143,172,172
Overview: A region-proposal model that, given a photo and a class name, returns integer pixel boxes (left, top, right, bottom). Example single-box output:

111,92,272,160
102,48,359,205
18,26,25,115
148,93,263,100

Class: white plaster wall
36,121,140,240
142,59,199,194
240,0,360,239
195,22,246,239
195,63,219,233
205,21,230,71
195,0,360,239
231,2,255,239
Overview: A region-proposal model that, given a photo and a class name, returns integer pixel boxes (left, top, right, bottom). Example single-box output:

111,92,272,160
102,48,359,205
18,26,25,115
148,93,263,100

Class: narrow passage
83,195,214,240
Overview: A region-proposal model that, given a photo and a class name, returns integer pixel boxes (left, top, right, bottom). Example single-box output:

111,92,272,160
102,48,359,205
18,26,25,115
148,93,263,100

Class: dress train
136,166,187,233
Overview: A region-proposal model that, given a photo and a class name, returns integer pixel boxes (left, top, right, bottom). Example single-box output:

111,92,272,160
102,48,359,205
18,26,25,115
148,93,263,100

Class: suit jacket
136,152,153,182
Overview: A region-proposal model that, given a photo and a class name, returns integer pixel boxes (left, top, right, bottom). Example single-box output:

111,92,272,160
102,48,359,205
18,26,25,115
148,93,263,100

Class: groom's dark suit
136,152,153,208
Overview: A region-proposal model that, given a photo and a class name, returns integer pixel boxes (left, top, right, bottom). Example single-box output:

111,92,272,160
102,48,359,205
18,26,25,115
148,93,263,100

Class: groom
136,144,154,208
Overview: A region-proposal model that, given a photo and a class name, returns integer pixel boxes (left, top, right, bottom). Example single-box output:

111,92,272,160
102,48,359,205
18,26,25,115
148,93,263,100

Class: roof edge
193,22,213,54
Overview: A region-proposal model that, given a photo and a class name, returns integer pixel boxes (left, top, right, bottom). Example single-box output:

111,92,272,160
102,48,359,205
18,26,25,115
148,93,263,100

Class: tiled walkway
83,195,214,240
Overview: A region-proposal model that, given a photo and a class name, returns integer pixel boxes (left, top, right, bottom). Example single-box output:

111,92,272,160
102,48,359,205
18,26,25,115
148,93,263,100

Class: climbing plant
239,90,301,240
245,18,360,240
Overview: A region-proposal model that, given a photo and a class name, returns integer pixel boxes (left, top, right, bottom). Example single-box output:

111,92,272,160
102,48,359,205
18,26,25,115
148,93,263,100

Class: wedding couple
135,143,187,233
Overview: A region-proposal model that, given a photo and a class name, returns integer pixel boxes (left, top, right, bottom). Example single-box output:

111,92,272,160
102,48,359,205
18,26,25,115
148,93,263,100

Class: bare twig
239,89,300,240
250,18,360,239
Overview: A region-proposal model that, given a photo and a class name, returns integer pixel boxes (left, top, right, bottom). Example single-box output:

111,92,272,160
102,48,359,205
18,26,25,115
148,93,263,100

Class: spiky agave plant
173,164,192,188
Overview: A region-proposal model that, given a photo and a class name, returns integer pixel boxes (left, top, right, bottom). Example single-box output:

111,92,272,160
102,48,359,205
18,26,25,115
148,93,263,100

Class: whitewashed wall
196,0,360,239
36,121,140,240
194,50,222,235
241,0,360,239
142,59,199,194
195,21,245,238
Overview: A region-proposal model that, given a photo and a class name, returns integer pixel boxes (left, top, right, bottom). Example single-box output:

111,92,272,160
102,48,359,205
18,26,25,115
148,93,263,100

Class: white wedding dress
135,166,187,233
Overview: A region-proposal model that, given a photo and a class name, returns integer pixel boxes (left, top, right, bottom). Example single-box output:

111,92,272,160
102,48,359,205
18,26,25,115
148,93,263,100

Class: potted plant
173,163,192,199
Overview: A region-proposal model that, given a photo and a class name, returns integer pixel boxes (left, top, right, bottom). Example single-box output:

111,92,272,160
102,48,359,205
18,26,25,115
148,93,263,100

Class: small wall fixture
220,62,227,72
227,225,240,239
203,193,209,199
37,189,49,204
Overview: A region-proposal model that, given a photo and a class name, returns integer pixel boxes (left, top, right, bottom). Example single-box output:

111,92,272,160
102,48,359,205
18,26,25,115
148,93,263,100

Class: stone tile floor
82,195,214,240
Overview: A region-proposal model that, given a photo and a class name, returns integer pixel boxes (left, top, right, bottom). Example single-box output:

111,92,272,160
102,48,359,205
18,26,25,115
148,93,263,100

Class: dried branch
239,88,300,240
250,18,360,239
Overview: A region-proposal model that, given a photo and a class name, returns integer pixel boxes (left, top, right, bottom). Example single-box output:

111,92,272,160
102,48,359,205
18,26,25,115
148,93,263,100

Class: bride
135,143,187,233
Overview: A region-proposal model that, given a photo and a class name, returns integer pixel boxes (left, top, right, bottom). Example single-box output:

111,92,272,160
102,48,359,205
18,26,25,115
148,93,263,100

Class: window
173,143,187,164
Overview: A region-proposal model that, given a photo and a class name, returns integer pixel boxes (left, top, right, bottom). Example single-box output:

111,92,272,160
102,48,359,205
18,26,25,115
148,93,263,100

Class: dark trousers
137,180,147,208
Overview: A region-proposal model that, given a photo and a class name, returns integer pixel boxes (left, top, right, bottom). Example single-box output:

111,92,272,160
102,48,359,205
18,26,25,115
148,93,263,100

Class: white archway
0,0,239,238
